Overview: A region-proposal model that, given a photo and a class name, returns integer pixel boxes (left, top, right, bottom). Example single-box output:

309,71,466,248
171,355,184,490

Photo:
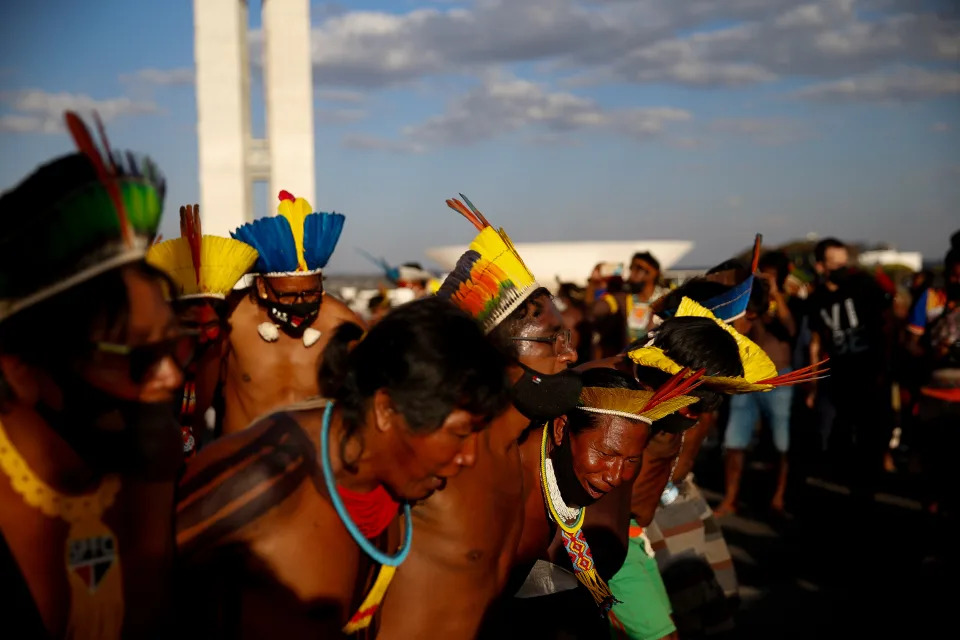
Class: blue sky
1,0,958,272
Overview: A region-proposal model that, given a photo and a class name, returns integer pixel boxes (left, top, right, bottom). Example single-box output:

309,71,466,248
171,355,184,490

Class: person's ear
551,414,568,447
373,388,397,433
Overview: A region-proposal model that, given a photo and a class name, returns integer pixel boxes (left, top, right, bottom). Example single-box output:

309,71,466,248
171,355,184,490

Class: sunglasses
93,330,198,382
511,328,574,356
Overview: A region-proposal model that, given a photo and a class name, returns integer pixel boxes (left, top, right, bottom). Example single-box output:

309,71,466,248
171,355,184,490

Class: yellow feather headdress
146,204,259,299
436,195,539,333
578,368,705,424
628,297,829,393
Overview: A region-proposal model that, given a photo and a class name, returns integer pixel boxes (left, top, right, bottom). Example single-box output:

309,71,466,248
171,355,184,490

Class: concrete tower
194,0,316,235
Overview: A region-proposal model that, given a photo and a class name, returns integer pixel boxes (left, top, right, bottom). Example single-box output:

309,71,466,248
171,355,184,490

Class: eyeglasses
630,263,651,275
261,277,323,304
511,328,574,356
93,330,198,382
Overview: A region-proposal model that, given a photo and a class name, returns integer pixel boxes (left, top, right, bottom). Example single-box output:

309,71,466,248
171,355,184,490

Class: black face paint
264,300,321,337
509,363,583,422
38,371,183,482
550,427,596,508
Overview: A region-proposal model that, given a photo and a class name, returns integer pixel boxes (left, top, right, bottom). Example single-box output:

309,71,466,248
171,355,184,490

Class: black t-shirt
807,272,890,378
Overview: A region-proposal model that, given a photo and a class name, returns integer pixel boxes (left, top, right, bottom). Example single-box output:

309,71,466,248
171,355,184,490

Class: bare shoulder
176,408,324,556
322,293,367,329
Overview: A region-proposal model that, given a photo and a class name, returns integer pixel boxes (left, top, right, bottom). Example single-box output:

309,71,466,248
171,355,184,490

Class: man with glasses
378,196,580,639
0,113,188,638
217,190,364,436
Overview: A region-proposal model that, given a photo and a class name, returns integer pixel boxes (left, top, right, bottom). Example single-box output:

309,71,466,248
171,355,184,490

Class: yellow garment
342,564,396,634
0,418,124,640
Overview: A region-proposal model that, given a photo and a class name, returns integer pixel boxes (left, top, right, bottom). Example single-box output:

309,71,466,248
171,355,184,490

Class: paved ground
693,449,955,639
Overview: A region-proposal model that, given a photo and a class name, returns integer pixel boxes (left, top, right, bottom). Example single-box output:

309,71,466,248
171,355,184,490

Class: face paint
509,363,583,422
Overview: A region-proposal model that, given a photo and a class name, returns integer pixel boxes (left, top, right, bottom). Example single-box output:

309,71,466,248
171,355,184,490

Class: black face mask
509,363,583,422
946,282,960,303
827,267,852,286
264,299,321,337
37,371,183,482
550,427,596,508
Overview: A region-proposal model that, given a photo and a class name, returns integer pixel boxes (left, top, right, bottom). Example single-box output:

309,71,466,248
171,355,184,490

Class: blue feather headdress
231,190,345,276
659,234,762,323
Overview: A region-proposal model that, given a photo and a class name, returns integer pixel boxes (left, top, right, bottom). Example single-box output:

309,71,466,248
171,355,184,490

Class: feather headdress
231,190,344,276
436,194,539,334
629,297,829,393
0,111,165,321
146,204,259,299
660,234,763,323
358,250,434,286
578,368,705,424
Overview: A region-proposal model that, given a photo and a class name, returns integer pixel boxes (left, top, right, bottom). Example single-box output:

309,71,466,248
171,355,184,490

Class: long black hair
318,296,509,466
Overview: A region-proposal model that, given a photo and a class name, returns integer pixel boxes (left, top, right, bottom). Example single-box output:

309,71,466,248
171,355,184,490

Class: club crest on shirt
67,534,117,593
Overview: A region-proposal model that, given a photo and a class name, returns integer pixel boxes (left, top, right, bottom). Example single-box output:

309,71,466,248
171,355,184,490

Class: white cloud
793,66,960,102
287,0,958,92
344,73,690,151
119,67,195,85
0,90,159,134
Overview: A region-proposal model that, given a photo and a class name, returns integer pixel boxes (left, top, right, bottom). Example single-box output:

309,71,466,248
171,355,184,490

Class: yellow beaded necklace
0,417,124,640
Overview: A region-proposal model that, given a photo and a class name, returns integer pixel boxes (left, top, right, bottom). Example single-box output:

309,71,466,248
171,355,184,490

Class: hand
589,264,604,285
758,271,779,294
805,388,816,410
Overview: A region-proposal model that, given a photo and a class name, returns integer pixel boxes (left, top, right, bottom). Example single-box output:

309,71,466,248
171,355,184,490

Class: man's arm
670,412,714,484
629,432,681,527
806,331,821,409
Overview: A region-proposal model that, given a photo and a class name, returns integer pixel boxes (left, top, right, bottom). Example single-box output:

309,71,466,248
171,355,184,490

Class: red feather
751,234,763,273
758,359,829,386
446,198,486,232
179,204,203,284
278,190,296,202
642,367,705,412
65,111,132,247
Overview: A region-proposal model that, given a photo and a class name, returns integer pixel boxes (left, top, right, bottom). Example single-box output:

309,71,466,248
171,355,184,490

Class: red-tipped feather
179,204,203,284
446,198,486,231
279,190,296,202
757,359,829,386
643,367,705,412
750,234,763,273
65,111,133,247
458,193,492,228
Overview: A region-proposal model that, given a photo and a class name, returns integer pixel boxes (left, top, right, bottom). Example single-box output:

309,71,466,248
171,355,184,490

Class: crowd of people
0,112,956,640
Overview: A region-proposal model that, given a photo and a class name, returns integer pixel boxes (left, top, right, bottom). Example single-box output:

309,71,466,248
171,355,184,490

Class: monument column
193,0,252,234
262,0,316,206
